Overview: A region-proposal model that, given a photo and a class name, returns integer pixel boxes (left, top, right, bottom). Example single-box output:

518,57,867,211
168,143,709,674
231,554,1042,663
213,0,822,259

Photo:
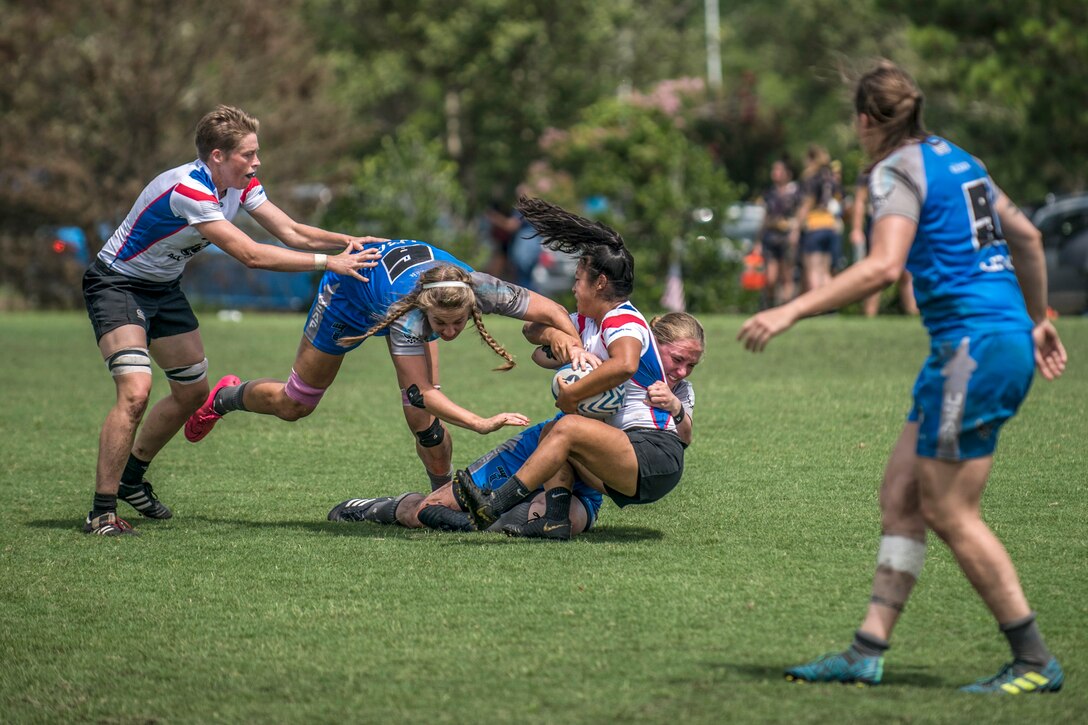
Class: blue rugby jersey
306,240,529,355
869,136,1032,341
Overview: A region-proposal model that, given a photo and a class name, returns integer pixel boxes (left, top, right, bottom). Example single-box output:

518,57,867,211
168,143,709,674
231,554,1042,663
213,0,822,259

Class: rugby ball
551,364,625,420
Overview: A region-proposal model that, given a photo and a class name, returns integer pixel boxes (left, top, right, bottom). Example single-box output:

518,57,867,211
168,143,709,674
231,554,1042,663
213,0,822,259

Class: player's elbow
877,260,904,288
232,246,268,269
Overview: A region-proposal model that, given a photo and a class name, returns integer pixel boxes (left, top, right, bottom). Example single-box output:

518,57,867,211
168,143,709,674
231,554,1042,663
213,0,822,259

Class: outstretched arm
737,214,915,352
390,351,530,433
195,219,379,281
249,200,386,252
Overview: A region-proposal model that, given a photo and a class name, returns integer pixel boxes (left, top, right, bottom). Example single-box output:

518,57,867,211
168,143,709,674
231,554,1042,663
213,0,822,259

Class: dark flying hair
515,196,634,300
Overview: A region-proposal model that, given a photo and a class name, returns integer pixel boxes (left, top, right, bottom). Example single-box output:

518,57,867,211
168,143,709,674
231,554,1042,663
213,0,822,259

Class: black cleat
502,516,571,541
83,511,139,536
417,505,474,532
327,497,394,522
452,470,496,531
118,480,173,519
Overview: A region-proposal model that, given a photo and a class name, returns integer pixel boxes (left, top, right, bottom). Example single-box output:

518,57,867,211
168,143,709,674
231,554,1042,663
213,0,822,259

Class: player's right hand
737,306,797,353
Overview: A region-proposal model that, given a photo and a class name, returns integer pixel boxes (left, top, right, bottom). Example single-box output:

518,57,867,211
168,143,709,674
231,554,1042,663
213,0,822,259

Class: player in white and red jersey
80,105,382,536
455,198,689,539
569,304,676,432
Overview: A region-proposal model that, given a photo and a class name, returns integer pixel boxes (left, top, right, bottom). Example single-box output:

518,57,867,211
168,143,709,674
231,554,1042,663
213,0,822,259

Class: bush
540,89,745,312
321,126,485,267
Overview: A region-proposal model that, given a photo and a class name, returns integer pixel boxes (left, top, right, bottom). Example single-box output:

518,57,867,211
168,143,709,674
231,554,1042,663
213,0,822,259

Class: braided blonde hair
337,264,516,370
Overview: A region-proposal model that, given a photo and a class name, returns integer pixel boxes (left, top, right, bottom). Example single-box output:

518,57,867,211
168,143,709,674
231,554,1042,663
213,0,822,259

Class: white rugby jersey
573,302,676,432
97,159,268,282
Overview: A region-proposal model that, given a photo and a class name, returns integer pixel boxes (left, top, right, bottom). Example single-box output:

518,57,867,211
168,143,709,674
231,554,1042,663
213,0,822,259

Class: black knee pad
415,417,445,448
405,384,426,409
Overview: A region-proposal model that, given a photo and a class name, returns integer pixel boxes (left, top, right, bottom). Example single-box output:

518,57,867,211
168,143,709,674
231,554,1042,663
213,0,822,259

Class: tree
890,0,1088,200
301,0,710,205
0,1,356,308
541,90,740,311
0,0,354,236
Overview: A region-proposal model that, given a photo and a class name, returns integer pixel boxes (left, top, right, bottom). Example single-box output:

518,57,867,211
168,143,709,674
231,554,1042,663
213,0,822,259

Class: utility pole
705,0,722,92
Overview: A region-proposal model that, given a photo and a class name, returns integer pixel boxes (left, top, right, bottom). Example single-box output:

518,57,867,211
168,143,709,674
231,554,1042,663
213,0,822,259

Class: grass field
1,311,1085,724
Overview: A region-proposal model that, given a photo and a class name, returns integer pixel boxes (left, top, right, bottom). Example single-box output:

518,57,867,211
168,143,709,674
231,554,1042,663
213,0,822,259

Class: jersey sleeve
469,272,531,318
870,147,925,224
240,177,268,212
170,179,226,226
674,380,695,417
388,309,430,356
601,316,650,351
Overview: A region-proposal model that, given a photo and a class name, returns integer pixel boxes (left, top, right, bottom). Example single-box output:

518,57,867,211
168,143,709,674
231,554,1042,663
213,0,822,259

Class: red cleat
184,375,241,442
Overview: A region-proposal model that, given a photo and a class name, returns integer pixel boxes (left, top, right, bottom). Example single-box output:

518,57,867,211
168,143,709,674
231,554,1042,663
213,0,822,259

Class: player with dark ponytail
454,198,687,540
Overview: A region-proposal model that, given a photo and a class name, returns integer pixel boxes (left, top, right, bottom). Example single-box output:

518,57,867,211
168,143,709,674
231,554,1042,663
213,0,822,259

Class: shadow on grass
705,661,947,689
26,517,664,544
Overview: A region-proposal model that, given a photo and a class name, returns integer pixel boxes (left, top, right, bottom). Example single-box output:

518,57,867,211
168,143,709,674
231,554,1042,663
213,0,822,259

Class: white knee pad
165,358,208,385
107,348,152,378
877,535,926,578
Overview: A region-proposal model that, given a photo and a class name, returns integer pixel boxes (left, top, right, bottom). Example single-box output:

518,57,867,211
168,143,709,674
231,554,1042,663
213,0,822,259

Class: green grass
2,311,1086,724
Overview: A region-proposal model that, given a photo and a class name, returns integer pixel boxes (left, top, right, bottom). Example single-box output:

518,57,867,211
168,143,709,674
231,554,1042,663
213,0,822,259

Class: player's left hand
475,412,530,434
1033,319,1067,380
737,306,797,352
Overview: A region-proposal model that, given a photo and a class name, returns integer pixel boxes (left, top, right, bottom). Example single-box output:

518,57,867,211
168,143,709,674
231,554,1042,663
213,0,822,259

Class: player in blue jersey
327,416,603,535
81,105,382,536
185,239,591,495
738,62,1067,693
454,199,690,540
326,312,702,538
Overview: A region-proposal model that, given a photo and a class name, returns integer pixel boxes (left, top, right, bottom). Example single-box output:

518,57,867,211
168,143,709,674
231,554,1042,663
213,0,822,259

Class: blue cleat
785,652,884,686
960,658,1064,694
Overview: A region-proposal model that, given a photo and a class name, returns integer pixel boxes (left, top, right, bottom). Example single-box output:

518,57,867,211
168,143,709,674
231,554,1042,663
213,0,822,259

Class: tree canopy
3,0,1084,309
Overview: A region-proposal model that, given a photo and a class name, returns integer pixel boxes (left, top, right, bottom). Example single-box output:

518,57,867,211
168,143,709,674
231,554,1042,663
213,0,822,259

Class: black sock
490,475,533,514
1001,613,1051,667
544,488,571,521
427,469,452,492
120,454,151,489
212,382,250,416
92,493,117,517
847,631,890,662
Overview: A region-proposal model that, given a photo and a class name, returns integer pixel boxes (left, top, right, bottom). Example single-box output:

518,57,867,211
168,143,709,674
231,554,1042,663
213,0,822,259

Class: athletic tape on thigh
876,535,926,578
164,358,208,385
284,368,326,408
107,347,152,377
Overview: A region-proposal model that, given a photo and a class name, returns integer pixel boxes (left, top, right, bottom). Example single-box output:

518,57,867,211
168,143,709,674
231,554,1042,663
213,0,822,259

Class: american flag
660,259,685,312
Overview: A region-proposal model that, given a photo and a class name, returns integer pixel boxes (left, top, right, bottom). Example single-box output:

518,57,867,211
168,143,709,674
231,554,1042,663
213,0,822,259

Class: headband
422,281,472,290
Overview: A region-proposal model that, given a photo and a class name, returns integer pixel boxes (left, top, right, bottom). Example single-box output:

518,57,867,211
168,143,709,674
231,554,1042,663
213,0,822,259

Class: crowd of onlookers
752,145,917,315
